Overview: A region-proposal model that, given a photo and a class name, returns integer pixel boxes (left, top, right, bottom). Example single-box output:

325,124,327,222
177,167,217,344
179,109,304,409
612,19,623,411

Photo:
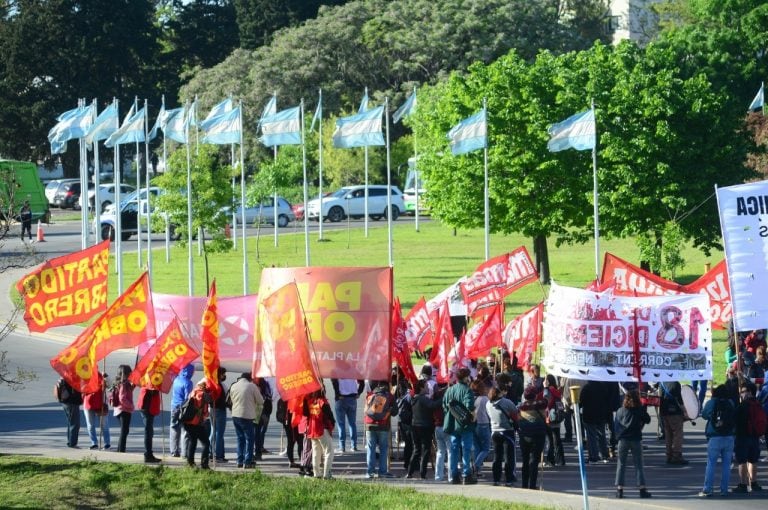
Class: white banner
541,282,711,382
716,180,768,331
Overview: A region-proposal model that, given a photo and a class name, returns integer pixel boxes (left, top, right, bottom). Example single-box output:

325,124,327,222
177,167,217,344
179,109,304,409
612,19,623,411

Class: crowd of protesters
54,329,768,497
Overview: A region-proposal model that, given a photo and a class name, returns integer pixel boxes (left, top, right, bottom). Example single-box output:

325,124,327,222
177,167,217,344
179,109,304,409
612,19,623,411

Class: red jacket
139,388,161,416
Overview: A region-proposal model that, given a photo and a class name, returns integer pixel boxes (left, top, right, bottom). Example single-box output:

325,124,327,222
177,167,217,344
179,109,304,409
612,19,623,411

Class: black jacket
614,406,650,441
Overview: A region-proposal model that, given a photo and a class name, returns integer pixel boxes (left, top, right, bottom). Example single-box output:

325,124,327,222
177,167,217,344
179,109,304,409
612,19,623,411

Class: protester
276,397,301,468
113,364,134,453
209,367,228,463
138,386,161,463
254,377,273,460
393,369,413,470
518,384,547,489
580,380,610,463
304,389,335,479
443,367,476,485
183,378,212,469
228,372,263,469
614,390,652,499
170,364,195,458
82,372,110,450
364,380,398,478
733,382,765,493
543,374,565,466
471,379,491,476
407,379,442,479
699,384,737,497
54,376,82,448
486,385,518,486
19,200,32,241
526,364,544,393
659,381,688,465
331,378,363,454
743,352,765,384
433,384,449,482
744,330,767,356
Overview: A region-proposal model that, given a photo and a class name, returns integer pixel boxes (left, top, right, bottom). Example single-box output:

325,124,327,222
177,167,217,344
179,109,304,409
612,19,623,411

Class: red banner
430,300,454,383
601,253,731,329
464,304,503,359
50,272,155,393
201,281,221,399
259,282,322,400
254,267,392,381
460,247,538,318
392,298,418,387
404,297,432,352
129,318,199,392
16,240,110,332
502,303,543,371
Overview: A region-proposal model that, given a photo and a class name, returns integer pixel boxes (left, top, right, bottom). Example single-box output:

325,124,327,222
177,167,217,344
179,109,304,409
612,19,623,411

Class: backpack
397,396,413,425
108,384,121,408
365,393,391,422
447,399,475,428
746,399,767,437
547,400,566,425
712,398,735,435
179,397,200,424
55,379,72,403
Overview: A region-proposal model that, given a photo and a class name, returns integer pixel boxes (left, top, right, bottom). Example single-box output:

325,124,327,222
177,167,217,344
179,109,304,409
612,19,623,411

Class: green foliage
152,143,234,253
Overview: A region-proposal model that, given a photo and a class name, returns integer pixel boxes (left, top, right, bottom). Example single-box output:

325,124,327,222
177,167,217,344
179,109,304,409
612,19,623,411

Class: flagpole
363,88,369,239
591,99,600,280
318,89,324,242
186,101,194,297
239,101,248,295
79,99,88,250
91,99,100,247
114,98,123,294
162,95,170,263
230,97,237,251
273,146,279,247
301,99,310,266
483,98,489,262
385,97,393,267
412,87,420,233
144,99,153,282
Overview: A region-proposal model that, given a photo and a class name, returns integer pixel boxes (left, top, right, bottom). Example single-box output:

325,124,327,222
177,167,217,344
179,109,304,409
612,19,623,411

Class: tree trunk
533,235,550,284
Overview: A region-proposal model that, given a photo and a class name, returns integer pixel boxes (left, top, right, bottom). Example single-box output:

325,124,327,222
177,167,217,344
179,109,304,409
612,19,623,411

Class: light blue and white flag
200,98,234,131
310,95,322,131
393,90,416,124
148,105,165,141
162,107,188,144
261,106,301,147
547,109,595,152
203,106,242,145
258,95,277,130
104,107,147,148
748,83,764,111
447,109,487,155
85,103,118,145
358,89,369,114
332,105,385,148
48,106,92,153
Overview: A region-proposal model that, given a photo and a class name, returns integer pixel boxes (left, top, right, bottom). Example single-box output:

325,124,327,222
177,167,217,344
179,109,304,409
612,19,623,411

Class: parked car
53,181,81,209
95,198,180,242
78,183,135,213
306,185,405,222
45,178,79,207
103,186,163,216
224,196,295,228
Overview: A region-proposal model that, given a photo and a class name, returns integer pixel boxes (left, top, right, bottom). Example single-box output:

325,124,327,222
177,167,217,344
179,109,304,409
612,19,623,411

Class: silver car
225,196,296,228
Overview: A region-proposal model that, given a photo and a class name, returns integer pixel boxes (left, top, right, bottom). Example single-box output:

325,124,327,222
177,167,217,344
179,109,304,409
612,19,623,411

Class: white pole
301,99,310,266
114,98,123,294
591,100,600,280
79,99,88,250
318,89,324,241
144,99,153,282
162,95,169,263
92,99,100,246
231,141,237,250
483,98,489,262
571,387,590,510
364,145,369,238
385,97,393,267
239,102,248,295
186,102,194,297
273,145,278,247
134,97,142,269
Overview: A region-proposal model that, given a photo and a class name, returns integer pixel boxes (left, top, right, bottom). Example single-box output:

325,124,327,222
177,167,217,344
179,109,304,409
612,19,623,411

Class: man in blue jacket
442,367,476,485
170,364,195,457
699,384,736,497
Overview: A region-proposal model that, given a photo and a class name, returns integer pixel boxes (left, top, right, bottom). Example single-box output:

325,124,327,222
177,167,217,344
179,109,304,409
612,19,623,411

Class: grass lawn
0,455,548,510
109,220,728,383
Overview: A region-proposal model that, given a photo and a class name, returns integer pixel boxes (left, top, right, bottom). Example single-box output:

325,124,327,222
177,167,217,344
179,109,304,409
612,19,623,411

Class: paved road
1,233,767,510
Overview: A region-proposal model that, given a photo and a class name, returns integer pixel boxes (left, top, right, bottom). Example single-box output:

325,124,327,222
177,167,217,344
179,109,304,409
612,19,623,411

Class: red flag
430,300,454,383
259,282,321,400
129,318,199,392
16,240,110,332
404,296,433,352
392,298,418,387
50,271,155,393
682,259,731,330
201,280,221,400
464,304,503,359
502,303,543,371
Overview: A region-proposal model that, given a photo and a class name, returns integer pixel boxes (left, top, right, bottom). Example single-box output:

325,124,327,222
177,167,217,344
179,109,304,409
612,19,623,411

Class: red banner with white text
502,303,543,371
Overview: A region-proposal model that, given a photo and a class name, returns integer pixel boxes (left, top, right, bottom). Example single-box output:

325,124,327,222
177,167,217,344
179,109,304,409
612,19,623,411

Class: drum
680,384,700,420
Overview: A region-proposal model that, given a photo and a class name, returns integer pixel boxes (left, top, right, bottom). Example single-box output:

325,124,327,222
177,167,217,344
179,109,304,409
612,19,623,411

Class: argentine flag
48,106,92,153
104,107,146,148
203,106,242,145
393,90,416,124
748,83,764,111
447,109,487,156
162,107,188,144
200,98,234,131
332,106,385,148
85,103,118,145
260,106,301,147
547,109,595,152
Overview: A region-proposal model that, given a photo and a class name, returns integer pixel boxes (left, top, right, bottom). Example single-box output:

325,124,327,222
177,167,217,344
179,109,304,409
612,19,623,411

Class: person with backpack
254,377,273,460
733,382,765,493
183,378,212,469
613,390,652,499
486,385,518,486
471,379,491,477
393,370,414,470
443,367,476,485
138,386,161,463
170,364,195,458
518,384,548,489
364,379,398,478
82,371,110,450
304,389,336,479
543,374,565,467
112,364,134,453
699,384,737,497
407,379,442,479
659,381,688,465
54,376,82,448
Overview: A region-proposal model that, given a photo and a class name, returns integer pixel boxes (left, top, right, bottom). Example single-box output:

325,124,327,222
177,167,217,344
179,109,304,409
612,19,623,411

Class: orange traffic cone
224,223,231,239
36,220,46,242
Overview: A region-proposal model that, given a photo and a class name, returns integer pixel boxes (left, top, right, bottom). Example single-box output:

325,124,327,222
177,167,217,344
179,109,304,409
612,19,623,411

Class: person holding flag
184,378,213,469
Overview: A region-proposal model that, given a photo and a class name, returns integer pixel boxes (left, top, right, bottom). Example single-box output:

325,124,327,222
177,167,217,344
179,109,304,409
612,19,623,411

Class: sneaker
215,458,228,463
244,463,256,469
380,472,395,478
366,473,374,479
144,456,161,464
89,445,99,450
751,482,763,491
334,449,345,455
237,464,244,468
463,476,478,485
698,491,712,498
351,446,359,452
450,477,462,485
103,445,111,450
733,483,748,493
171,452,180,458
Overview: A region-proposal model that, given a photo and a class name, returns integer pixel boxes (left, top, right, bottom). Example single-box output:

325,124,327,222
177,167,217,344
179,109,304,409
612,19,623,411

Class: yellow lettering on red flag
129,318,199,392
201,281,221,399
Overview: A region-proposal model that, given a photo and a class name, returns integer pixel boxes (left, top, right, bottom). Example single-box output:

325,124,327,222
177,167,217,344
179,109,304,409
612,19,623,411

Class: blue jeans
62,403,81,447
233,417,255,465
335,396,357,450
692,380,708,407
703,435,735,495
209,407,227,459
449,429,474,479
473,423,491,469
140,411,155,457
434,426,449,480
84,409,111,447
615,439,645,487
365,429,389,475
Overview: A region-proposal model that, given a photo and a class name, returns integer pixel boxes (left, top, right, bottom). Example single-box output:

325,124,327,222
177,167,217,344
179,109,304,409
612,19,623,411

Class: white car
103,186,163,216
44,178,79,207
306,185,405,222
223,196,296,228
79,183,135,213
